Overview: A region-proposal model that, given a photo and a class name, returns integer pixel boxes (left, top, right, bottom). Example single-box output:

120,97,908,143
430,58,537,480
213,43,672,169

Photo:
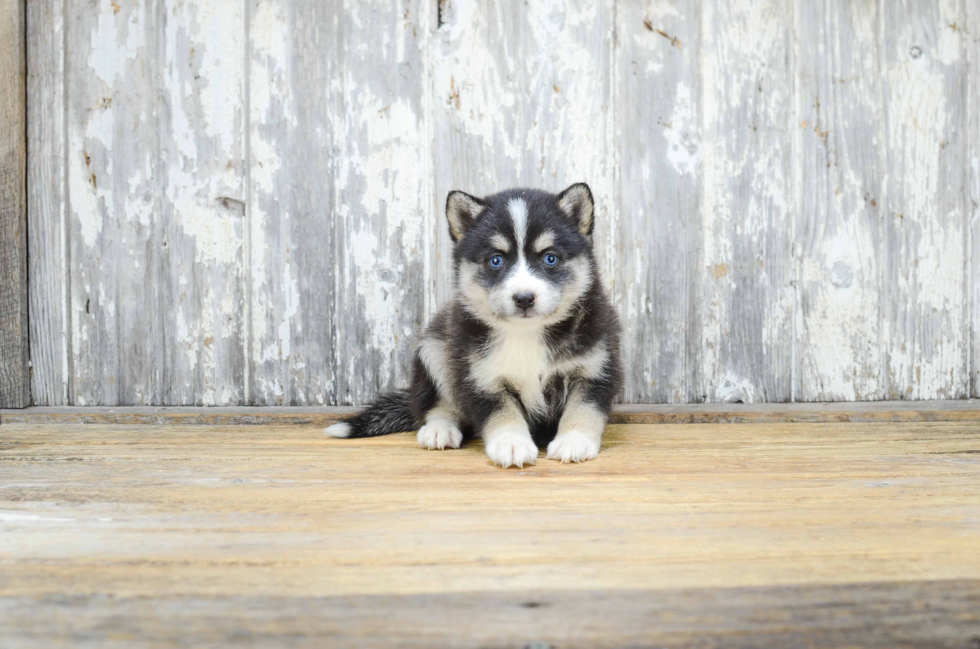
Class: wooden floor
2,411,980,647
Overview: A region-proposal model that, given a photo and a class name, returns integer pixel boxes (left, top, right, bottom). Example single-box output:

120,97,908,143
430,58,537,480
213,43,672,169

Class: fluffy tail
324,390,417,439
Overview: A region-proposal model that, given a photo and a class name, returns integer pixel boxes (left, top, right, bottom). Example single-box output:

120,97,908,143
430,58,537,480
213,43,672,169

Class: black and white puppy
326,183,622,468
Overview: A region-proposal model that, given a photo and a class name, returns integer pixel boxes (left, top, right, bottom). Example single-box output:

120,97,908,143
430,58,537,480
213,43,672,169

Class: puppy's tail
324,390,417,439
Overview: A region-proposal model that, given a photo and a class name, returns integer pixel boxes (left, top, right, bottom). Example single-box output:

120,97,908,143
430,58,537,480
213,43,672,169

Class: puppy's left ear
556,183,595,237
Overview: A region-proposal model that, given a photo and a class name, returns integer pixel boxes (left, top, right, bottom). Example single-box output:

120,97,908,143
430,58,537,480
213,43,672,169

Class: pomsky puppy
325,183,622,468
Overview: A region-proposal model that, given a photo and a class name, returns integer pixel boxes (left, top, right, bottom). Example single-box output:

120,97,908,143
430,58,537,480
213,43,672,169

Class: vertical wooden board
699,0,795,403
67,0,246,405
0,0,29,407
970,0,979,398
67,0,165,405
248,0,430,405
615,0,701,403
328,0,430,406
246,0,334,405
430,0,614,311
880,0,969,400
794,0,884,401
326,0,430,406
27,0,69,406
158,0,247,404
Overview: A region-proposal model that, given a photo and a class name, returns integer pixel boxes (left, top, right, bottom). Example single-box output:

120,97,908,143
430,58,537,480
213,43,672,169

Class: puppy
326,183,622,468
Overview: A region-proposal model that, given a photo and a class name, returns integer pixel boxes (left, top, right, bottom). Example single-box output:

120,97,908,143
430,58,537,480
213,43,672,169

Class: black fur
340,390,417,438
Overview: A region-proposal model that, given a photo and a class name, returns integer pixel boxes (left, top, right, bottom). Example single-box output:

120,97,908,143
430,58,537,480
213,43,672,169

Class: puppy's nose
513,292,536,311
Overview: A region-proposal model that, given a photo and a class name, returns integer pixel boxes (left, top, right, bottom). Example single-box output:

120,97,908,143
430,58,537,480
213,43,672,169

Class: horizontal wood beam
0,0,29,408
4,580,979,647
2,400,979,427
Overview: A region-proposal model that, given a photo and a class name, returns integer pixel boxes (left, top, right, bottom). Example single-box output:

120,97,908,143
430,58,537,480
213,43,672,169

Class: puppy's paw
546,431,600,463
417,422,463,450
485,431,539,468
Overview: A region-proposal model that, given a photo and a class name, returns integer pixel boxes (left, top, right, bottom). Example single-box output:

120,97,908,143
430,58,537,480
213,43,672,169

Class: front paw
485,431,539,468
546,431,600,463
417,422,463,450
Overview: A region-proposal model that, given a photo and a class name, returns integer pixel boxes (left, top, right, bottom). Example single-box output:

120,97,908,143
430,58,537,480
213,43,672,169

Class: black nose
513,292,536,311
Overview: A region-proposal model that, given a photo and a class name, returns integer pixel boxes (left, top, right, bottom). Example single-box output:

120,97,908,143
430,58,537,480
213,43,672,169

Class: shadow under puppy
326,183,622,468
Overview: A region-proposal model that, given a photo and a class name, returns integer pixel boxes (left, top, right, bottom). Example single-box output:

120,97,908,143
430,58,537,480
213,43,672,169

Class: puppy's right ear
446,191,486,242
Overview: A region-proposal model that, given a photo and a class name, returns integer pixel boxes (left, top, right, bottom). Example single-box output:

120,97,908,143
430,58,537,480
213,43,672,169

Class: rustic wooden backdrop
22,0,980,406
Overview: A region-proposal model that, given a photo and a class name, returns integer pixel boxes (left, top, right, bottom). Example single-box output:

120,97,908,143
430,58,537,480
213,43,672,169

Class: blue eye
488,255,504,269
543,253,559,267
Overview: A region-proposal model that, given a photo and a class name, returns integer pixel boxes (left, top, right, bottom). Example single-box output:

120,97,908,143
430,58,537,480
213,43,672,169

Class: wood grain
795,0,884,401
247,0,429,406
0,0,29,409
64,0,248,406
1,420,979,645
880,1,970,400
970,0,979,400
26,0,68,406
66,0,163,405
158,0,248,406
3,581,980,648
615,0,702,403
700,0,795,403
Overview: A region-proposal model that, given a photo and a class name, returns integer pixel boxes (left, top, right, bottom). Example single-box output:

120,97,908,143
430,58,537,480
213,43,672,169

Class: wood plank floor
2,418,979,647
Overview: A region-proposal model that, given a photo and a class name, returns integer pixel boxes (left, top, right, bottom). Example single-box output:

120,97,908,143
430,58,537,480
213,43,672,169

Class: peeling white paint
278,258,299,361
664,82,700,177
248,0,294,373
432,0,521,175
71,105,115,248
87,1,146,86
195,0,243,150
883,7,967,399
714,371,758,403
348,226,400,373
700,0,793,401
353,95,424,252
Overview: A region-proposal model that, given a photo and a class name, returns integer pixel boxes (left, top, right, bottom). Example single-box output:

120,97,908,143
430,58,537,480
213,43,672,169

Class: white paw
485,430,539,468
546,431,600,463
417,422,463,450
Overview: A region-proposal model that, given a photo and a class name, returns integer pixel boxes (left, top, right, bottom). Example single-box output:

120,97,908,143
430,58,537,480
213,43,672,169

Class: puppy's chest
470,333,562,414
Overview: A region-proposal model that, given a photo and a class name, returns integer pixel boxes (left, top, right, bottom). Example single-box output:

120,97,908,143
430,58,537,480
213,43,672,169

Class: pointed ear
446,191,486,242
556,183,595,236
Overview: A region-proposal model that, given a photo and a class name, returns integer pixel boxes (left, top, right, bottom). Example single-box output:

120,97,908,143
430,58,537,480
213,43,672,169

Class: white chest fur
470,330,551,414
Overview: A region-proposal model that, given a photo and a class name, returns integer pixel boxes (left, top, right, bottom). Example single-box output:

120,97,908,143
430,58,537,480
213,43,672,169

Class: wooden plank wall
23,0,980,406
0,0,29,408
970,0,980,401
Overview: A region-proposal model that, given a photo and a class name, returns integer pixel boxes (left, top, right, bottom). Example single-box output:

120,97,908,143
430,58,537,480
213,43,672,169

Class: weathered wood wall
1,0,29,408
24,0,980,406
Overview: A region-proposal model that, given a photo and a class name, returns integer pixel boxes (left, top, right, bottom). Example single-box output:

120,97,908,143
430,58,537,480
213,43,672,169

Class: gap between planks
1,400,979,427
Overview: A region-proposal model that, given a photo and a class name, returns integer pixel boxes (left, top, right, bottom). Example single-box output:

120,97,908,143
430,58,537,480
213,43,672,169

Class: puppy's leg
410,336,462,450
547,387,607,463
482,398,538,468
416,404,463,450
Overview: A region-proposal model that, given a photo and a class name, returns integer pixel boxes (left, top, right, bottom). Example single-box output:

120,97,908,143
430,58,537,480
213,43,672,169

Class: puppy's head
447,184,596,327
